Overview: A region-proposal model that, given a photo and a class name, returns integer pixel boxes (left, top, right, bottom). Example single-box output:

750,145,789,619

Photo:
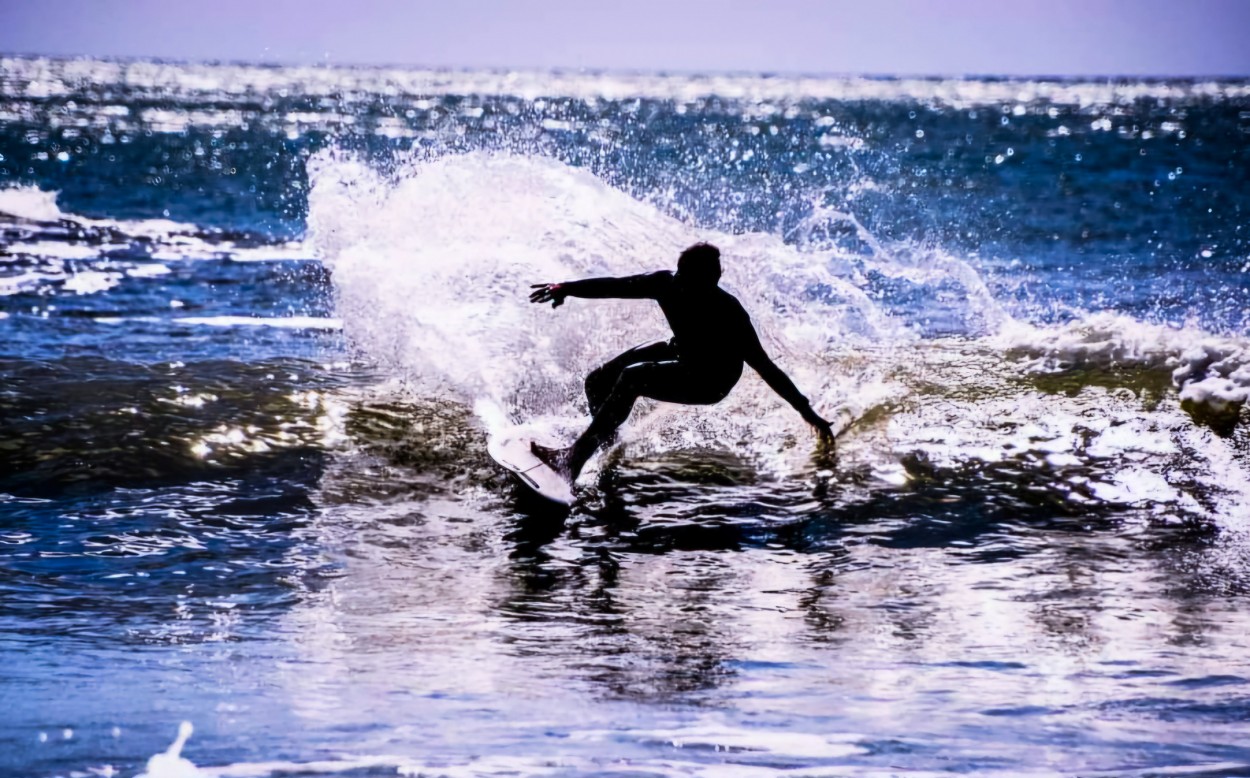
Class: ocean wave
0,185,315,298
0,357,353,495
303,150,1248,528
0,185,310,259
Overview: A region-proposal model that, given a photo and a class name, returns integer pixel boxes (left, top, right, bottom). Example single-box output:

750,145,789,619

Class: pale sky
1,0,1248,77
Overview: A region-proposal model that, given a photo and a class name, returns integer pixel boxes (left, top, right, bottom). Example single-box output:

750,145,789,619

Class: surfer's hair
677,242,722,286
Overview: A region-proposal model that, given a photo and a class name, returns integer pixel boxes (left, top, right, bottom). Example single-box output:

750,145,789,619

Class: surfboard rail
487,433,575,506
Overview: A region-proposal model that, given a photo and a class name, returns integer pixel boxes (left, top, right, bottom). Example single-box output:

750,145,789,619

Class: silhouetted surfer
529,242,835,482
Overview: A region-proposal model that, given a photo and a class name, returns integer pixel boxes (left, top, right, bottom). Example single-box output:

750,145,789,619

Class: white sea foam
146,241,313,263
62,270,123,295
172,316,342,329
0,184,64,221
0,270,58,296
0,186,314,301
10,240,126,260
997,313,1250,414
139,722,198,778
126,263,173,278
0,184,197,239
1181,372,1250,413
119,712,1140,778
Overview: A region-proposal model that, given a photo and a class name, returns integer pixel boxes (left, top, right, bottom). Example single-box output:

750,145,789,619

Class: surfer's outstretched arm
529,271,669,307
743,325,834,442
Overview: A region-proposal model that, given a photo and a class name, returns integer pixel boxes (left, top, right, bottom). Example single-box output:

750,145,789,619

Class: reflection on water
261,395,1250,775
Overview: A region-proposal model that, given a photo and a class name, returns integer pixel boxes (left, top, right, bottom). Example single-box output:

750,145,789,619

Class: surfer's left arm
743,324,834,443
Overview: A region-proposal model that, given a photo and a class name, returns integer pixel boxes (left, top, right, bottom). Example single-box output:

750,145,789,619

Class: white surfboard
487,433,575,506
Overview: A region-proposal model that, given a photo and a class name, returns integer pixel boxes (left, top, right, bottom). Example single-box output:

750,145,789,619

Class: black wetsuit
556,270,816,475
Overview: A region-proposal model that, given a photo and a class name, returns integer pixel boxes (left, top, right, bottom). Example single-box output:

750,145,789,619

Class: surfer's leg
585,341,674,416
567,360,730,479
531,354,671,480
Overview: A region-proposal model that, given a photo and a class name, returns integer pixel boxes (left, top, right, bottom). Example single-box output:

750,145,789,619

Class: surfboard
487,433,575,506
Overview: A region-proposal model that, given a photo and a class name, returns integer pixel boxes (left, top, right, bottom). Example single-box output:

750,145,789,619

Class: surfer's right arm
529,271,669,308
741,320,836,444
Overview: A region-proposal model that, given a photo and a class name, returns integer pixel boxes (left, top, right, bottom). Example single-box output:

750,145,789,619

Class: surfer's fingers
813,425,836,452
530,283,559,302
812,421,834,444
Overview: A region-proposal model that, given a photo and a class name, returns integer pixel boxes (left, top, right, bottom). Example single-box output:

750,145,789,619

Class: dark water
2,56,1250,777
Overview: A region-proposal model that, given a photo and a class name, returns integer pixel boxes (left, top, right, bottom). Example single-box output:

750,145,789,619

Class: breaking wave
308,150,1249,503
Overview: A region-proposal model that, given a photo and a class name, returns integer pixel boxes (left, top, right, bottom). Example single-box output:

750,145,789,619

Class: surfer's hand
802,408,835,445
811,416,838,470
529,283,566,308
814,419,835,445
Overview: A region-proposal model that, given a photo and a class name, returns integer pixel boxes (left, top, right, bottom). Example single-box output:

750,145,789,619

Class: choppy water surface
2,57,1250,777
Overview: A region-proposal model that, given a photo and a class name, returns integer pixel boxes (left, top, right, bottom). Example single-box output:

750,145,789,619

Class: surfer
528,242,835,482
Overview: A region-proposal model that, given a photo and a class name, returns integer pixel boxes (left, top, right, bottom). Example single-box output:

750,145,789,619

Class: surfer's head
676,242,721,288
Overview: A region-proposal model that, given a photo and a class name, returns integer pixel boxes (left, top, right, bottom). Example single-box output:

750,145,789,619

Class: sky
1,0,1249,77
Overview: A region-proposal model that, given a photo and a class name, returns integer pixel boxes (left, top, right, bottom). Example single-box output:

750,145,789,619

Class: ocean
2,55,1250,777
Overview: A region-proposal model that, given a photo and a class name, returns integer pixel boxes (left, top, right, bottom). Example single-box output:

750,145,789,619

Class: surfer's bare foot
530,442,573,481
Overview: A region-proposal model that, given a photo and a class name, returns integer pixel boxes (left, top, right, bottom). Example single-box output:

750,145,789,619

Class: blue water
2,56,1250,777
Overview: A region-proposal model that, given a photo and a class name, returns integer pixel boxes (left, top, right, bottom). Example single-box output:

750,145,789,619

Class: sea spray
139,722,198,778
308,150,900,470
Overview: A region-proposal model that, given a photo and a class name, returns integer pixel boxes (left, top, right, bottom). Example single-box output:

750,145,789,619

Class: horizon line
5,50,1249,84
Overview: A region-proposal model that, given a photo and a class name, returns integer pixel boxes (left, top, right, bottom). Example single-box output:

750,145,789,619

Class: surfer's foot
530,442,573,481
